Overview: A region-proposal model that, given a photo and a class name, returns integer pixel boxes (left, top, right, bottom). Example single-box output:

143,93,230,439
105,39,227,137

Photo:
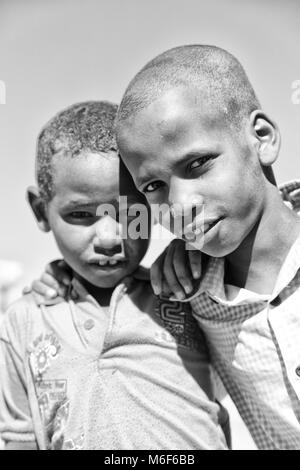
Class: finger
40,271,69,298
31,291,47,306
32,291,65,306
289,189,300,211
57,260,73,285
161,280,172,297
188,249,202,279
22,285,31,295
31,280,58,300
163,241,186,300
173,242,194,295
40,272,61,292
46,260,72,286
150,253,164,295
70,289,79,301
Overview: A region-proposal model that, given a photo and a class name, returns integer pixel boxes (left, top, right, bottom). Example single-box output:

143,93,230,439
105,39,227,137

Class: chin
89,272,125,288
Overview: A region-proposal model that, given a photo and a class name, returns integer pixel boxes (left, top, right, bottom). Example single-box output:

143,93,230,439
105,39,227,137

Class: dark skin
117,86,300,297
29,87,300,300
27,151,150,306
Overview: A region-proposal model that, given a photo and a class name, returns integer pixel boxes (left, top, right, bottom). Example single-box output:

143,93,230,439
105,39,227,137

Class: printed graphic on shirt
155,296,206,353
28,331,72,447
36,379,68,425
29,331,61,379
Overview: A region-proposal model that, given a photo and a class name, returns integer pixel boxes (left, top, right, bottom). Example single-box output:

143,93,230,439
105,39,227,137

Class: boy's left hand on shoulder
150,239,202,301
23,259,73,305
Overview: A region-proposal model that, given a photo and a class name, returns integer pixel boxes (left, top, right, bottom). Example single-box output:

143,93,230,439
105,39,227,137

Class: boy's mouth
89,256,127,269
184,216,223,240
203,217,224,234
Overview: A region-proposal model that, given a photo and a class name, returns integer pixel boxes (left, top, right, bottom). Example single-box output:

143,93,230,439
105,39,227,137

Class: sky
0,0,300,287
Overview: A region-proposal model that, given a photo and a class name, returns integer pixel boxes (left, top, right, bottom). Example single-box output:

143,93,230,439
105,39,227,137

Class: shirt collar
41,266,150,307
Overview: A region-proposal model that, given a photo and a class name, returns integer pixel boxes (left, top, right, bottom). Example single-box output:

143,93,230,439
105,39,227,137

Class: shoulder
0,293,42,351
2,293,41,325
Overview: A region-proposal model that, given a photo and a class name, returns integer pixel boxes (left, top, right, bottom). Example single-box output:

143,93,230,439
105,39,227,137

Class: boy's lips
184,216,223,238
182,216,224,249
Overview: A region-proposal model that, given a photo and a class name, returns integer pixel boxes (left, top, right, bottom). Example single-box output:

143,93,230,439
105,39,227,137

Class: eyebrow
62,199,96,209
176,149,219,164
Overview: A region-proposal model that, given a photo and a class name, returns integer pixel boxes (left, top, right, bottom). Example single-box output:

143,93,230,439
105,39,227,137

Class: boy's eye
143,181,165,193
188,156,215,172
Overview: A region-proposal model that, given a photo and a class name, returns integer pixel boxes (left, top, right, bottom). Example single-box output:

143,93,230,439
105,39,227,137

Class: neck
225,185,300,294
76,274,115,306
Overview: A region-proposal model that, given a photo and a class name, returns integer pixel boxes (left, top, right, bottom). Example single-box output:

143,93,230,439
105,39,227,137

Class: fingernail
193,270,201,279
175,291,185,300
184,285,193,294
153,286,161,296
46,289,57,298
62,277,71,286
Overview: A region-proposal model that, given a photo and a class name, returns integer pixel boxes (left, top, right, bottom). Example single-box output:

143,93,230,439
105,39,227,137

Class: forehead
118,87,229,178
51,150,145,204
52,151,120,201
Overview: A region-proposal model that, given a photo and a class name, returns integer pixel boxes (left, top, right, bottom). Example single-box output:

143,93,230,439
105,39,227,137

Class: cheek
124,238,149,262
52,223,92,260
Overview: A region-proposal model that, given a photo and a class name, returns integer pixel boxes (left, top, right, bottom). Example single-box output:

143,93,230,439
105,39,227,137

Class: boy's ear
249,110,281,166
26,186,50,232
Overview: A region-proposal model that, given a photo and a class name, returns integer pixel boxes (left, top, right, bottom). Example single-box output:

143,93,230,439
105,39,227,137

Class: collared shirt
0,271,227,450
189,181,300,449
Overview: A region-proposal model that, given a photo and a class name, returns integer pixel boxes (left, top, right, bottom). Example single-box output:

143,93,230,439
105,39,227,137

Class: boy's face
44,152,149,288
118,87,268,257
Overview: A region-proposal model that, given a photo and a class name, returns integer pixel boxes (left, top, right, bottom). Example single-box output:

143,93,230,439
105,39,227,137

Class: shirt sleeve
0,301,37,448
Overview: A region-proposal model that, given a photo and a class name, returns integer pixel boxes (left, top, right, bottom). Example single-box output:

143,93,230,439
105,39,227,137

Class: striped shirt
189,181,300,449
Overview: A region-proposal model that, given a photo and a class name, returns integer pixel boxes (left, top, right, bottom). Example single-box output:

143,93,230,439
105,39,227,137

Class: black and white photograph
1,0,300,452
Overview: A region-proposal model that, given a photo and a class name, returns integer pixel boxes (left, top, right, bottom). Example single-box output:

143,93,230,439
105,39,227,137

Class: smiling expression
117,87,268,257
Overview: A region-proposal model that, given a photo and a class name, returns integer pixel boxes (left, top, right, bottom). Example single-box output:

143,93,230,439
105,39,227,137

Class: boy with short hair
0,101,228,450
114,45,300,449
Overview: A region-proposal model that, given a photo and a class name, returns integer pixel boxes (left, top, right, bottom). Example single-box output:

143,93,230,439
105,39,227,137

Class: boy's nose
168,177,204,237
168,176,204,207
93,215,124,256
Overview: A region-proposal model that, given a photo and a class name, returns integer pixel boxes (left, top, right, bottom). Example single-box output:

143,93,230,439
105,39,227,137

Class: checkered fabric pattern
189,181,300,450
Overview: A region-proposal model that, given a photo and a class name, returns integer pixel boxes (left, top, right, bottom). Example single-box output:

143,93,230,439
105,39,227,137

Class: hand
23,260,73,305
150,239,203,300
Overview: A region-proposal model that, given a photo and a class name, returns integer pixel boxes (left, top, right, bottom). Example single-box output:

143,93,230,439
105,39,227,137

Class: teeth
184,225,203,238
109,259,118,266
98,259,120,267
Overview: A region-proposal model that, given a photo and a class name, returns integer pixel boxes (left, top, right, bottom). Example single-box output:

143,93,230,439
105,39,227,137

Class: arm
0,305,38,449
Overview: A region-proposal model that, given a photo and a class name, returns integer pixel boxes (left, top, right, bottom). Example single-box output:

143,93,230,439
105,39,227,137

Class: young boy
0,101,228,450
113,45,300,449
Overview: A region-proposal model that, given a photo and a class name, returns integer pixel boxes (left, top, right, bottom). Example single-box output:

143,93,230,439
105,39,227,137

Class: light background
0,0,300,450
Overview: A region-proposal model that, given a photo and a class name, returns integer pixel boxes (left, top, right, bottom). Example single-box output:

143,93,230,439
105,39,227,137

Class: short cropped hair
117,45,261,129
36,100,118,201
